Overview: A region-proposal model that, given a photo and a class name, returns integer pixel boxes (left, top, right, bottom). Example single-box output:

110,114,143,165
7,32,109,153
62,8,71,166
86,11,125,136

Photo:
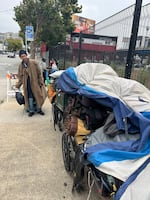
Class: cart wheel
62,133,71,172
52,103,64,132
57,110,64,132
62,133,75,173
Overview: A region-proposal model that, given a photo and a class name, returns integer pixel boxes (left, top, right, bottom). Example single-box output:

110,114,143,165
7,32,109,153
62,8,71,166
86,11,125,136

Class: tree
6,38,22,52
14,0,82,58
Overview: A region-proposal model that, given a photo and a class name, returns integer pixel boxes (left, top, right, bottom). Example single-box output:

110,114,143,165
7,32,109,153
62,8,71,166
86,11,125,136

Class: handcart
51,90,123,199
48,63,150,200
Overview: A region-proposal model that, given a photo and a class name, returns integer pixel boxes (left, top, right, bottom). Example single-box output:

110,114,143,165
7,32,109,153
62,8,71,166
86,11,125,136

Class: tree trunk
30,41,35,59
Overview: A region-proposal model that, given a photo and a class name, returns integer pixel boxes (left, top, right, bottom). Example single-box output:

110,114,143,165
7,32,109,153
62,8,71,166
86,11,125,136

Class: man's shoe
28,112,34,117
37,110,45,115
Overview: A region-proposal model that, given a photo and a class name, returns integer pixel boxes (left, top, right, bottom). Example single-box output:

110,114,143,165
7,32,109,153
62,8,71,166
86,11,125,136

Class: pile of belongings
55,63,150,200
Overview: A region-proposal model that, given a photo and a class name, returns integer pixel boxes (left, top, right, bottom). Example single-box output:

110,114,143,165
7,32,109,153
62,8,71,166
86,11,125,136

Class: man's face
20,54,27,61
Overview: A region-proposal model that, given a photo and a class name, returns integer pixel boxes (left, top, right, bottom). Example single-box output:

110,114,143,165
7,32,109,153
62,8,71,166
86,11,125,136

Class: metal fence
49,45,116,67
49,45,150,89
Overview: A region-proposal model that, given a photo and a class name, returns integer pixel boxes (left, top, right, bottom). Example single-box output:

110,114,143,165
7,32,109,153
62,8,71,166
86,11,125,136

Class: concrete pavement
0,96,100,200
0,57,75,199
0,97,68,199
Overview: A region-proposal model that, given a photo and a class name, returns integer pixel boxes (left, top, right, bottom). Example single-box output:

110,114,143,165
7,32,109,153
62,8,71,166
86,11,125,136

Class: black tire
52,103,64,132
57,110,64,132
62,133,71,172
62,133,75,173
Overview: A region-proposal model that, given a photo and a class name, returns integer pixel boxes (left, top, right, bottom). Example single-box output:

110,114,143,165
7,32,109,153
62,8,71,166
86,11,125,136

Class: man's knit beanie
19,50,27,57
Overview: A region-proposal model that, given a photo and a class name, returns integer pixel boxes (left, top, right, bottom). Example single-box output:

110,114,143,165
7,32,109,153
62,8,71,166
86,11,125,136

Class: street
0,54,20,102
0,54,19,77
0,55,101,200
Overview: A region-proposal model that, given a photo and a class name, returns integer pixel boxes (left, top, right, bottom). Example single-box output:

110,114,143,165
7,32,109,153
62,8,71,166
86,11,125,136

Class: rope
86,170,95,200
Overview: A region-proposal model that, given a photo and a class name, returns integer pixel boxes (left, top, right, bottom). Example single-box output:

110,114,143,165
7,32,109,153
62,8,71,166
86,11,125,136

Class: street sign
26,26,34,41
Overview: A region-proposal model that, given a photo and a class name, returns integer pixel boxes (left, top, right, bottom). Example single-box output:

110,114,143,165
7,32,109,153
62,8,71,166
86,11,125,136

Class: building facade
95,3,150,51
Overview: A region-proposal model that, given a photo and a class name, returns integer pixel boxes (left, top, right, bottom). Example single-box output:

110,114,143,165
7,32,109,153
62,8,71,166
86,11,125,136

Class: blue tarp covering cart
50,63,150,200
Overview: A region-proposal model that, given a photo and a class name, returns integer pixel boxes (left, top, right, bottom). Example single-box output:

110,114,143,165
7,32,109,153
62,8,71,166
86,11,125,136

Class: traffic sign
26,26,34,41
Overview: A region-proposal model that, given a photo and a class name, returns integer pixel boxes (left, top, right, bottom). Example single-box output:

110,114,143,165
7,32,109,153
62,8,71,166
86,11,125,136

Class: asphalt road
0,54,20,102
0,55,101,200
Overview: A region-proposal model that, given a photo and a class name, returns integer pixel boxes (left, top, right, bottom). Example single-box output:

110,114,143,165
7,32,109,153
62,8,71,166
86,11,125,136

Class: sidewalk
0,97,92,200
0,90,102,200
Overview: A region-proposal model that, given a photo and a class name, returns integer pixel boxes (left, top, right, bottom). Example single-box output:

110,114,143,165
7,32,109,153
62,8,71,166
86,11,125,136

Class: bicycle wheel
62,133,75,173
62,133,72,172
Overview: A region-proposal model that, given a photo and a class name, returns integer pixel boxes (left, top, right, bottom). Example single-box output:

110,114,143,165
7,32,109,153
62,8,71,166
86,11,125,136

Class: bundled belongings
55,63,150,200
63,94,109,135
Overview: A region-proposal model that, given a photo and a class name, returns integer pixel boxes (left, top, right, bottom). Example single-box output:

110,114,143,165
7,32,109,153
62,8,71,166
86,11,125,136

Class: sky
0,0,150,33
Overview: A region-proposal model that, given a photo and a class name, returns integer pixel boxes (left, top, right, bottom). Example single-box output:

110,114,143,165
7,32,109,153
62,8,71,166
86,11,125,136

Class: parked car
7,52,15,58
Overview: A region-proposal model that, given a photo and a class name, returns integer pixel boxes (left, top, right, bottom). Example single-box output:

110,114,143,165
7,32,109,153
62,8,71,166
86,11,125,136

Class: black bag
15,92,25,105
79,96,108,130
82,107,108,130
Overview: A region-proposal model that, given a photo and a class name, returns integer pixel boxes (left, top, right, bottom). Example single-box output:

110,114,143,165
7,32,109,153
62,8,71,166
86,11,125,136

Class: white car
7,52,15,58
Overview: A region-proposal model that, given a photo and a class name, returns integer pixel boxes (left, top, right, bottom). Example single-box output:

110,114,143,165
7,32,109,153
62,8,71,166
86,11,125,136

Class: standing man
16,50,47,117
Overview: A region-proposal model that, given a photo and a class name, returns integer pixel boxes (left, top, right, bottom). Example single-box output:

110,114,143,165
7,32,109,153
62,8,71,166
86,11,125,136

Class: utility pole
77,31,83,65
124,0,142,79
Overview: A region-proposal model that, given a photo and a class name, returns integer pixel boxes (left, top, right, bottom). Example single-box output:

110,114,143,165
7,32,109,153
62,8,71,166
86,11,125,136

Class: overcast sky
0,0,150,33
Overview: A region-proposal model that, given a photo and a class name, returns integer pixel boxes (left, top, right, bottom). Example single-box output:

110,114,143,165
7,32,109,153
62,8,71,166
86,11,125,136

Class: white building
95,3,150,50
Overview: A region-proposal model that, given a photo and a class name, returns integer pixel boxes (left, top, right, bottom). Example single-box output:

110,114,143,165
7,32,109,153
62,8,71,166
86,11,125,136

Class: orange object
47,84,56,103
6,73,12,79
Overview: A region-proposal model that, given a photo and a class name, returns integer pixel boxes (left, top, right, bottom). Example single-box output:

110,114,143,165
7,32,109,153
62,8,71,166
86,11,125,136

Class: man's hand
39,83,43,87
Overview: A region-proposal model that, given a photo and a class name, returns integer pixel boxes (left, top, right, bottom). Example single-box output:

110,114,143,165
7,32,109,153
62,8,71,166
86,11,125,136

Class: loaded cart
48,63,150,200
